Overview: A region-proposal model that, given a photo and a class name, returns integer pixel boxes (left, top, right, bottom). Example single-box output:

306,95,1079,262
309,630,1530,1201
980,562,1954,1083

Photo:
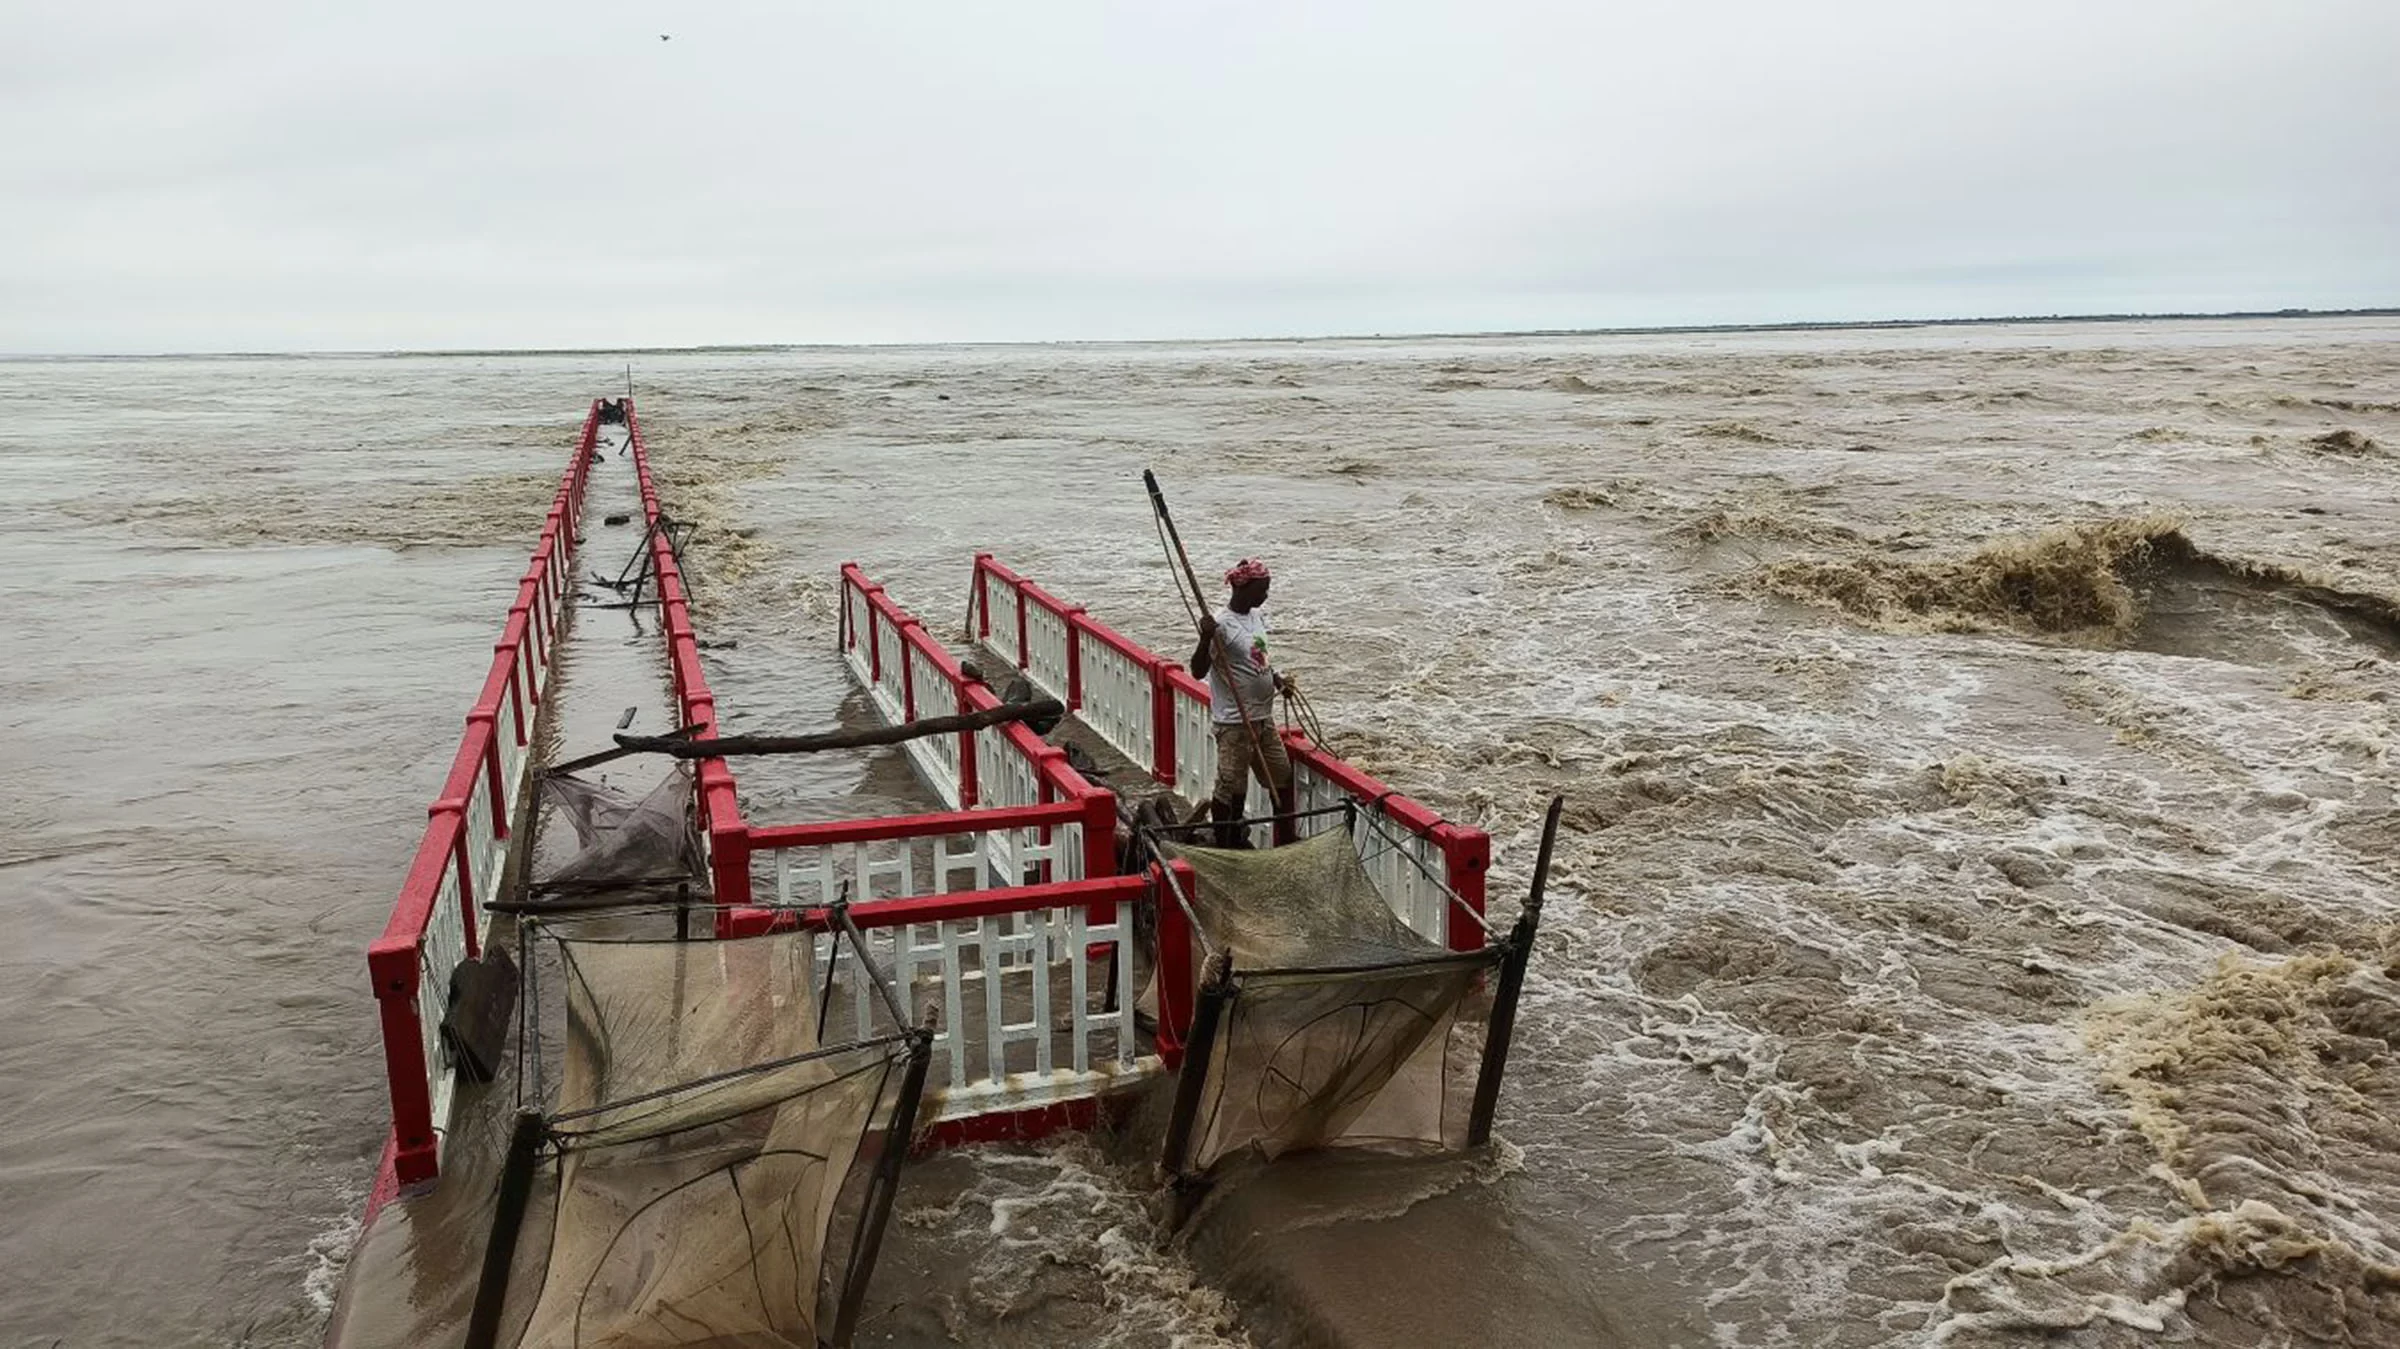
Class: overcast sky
5,1,2395,353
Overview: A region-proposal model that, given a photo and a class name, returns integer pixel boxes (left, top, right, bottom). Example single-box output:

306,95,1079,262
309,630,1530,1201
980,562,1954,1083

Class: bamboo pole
610,699,1062,759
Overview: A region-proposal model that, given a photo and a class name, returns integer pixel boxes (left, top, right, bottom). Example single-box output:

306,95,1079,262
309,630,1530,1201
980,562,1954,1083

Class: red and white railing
810,554,1487,1136
736,796,1184,1135
367,402,600,1192
753,803,1088,908
810,565,1202,1133
783,861,1176,1133
966,554,1490,951
839,564,1116,885
367,401,1484,1190
621,405,752,932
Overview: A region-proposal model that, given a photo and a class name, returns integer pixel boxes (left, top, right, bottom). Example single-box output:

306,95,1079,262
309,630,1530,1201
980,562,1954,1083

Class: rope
1349,807,1497,936
1281,681,1332,746
1132,824,1220,961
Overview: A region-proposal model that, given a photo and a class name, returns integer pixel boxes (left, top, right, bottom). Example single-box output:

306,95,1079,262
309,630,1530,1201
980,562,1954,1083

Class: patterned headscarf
1223,557,1271,587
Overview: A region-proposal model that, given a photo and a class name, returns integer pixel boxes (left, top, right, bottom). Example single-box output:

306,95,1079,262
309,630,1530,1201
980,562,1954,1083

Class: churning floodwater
4,319,2397,1347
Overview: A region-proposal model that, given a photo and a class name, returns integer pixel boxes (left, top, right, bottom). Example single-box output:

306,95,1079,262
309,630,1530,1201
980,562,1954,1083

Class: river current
3,318,2394,1346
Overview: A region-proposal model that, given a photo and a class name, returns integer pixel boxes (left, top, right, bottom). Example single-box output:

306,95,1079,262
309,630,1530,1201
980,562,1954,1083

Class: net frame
1141,800,1558,1204
1138,803,1498,951
469,901,932,1349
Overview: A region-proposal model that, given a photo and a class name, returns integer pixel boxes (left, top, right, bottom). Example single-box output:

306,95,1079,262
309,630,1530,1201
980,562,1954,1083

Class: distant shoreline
12,306,2396,362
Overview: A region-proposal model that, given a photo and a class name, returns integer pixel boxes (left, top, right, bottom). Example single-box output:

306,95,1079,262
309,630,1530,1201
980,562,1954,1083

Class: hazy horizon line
8,304,2394,363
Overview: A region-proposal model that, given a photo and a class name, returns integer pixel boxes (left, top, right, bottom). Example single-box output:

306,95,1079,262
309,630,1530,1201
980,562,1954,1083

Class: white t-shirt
1207,607,1275,724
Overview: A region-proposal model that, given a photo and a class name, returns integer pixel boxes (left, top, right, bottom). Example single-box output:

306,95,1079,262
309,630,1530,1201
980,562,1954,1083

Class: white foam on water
603,332,2400,1345
924,1142,1255,1349
301,1205,364,1316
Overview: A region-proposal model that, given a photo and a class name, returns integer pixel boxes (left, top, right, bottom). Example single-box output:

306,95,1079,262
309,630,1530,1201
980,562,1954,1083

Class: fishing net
506,927,921,1349
538,767,702,887
1161,829,1502,1174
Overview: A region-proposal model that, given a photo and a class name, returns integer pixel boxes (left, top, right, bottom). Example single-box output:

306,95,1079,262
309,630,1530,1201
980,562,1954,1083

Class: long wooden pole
831,1027,933,1346
1141,470,1278,791
1467,794,1564,1147
610,698,1062,759
1160,952,1234,1190
463,1109,546,1349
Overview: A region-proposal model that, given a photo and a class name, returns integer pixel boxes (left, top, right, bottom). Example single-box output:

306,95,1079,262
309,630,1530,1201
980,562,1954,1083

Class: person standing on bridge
1189,557,1294,847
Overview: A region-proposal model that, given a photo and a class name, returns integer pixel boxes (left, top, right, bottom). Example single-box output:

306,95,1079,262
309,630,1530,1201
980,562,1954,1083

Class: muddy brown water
4,320,2397,1346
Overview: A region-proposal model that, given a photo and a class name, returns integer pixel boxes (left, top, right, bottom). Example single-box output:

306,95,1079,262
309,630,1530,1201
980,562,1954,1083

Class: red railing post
1153,860,1198,1069
710,813,752,938
956,680,981,809
1438,825,1491,953
1080,788,1116,881
1152,663,1180,787
499,619,530,744
1063,608,1086,710
367,944,438,1185
900,620,920,721
472,713,507,839
1079,786,1118,936
531,534,557,699
973,553,995,640
431,799,480,961
1014,582,1030,670
839,573,854,654
1033,749,1059,885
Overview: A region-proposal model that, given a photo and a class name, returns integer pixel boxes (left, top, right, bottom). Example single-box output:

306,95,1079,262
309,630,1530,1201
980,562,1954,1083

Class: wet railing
732,697,1176,1129
620,405,751,936
839,565,1116,884
809,566,1179,1134
792,868,1176,1132
367,402,599,1189
750,803,1089,910
966,554,1489,951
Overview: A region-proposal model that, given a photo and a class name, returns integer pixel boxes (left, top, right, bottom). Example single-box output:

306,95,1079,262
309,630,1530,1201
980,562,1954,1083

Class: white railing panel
870,612,909,723
1055,820,1086,883
1024,603,1072,704
463,770,504,915
1173,689,1214,806
844,581,873,673
1075,630,1154,773
903,639,966,809
1289,758,1451,948
1354,817,1434,943
496,715,528,825
419,866,467,1147
859,842,916,902
841,629,871,690
765,828,1055,912
814,896,1152,1121
933,835,982,893
1175,691,1275,846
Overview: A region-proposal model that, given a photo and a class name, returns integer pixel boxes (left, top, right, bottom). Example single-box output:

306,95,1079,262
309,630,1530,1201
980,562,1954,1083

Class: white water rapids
3,318,2395,1345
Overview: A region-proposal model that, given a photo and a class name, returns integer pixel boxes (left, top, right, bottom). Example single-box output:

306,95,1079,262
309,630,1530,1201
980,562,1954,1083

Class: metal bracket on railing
817,886,852,1029
829,895,912,1033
